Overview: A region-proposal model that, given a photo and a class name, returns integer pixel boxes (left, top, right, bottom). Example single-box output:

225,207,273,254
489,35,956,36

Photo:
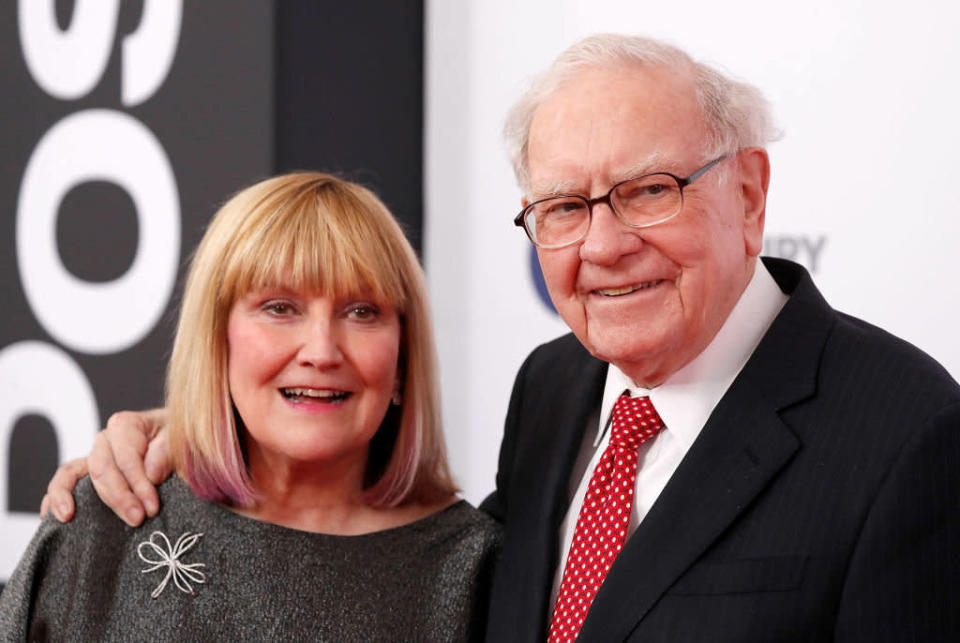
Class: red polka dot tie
547,394,665,642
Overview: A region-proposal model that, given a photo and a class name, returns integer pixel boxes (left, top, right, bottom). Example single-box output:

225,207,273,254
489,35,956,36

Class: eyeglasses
514,155,728,249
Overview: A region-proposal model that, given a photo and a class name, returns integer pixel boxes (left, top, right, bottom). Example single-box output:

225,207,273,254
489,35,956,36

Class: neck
237,443,374,534
231,441,456,535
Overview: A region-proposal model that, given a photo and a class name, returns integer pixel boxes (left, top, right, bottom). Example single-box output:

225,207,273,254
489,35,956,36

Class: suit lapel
577,380,800,641
577,258,836,641
488,336,608,642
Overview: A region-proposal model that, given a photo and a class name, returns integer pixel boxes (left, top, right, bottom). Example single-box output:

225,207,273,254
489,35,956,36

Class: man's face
526,65,767,387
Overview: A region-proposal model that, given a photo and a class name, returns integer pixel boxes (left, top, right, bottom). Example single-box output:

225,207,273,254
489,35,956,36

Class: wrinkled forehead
527,64,708,193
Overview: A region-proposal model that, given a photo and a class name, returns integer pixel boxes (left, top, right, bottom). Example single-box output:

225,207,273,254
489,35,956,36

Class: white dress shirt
550,260,789,604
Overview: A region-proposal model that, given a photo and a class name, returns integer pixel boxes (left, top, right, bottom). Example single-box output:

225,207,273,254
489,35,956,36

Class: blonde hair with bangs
166,172,456,507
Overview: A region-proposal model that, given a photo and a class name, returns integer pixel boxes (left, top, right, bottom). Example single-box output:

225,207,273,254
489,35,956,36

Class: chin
598,311,686,360
586,333,659,366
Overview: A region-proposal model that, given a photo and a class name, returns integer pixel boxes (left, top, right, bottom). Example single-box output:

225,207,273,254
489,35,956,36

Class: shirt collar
595,260,788,448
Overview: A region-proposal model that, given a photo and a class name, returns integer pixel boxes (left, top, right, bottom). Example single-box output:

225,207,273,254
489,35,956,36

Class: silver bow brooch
137,531,207,598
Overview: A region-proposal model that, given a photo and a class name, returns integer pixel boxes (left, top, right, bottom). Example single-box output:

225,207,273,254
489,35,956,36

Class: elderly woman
0,173,500,641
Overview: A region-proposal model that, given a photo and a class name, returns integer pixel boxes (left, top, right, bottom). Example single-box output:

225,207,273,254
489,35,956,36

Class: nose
297,319,344,368
578,201,644,265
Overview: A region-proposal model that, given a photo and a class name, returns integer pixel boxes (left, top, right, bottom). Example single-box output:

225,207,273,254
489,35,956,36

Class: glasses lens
525,196,589,247
612,174,682,225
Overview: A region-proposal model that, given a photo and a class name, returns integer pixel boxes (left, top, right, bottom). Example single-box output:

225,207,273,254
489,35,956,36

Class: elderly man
476,33,960,642
42,35,960,642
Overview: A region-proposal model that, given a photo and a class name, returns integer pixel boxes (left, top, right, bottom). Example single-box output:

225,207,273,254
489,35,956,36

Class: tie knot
609,394,664,448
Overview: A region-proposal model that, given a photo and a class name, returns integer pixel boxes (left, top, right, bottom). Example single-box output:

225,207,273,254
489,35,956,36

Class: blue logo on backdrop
529,246,557,314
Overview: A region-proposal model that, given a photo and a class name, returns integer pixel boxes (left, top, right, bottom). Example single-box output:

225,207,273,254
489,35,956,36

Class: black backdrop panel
276,2,425,253
0,3,273,524
1,0,424,589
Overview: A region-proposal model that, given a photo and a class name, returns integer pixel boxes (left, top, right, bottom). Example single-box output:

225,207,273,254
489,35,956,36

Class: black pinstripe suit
482,258,960,642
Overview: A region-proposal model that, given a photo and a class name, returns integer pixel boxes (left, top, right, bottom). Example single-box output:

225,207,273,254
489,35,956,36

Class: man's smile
593,279,666,297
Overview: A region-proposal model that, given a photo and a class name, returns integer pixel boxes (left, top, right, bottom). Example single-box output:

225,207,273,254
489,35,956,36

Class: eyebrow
531,177,582,198
529,151,670,199
616,152,670,182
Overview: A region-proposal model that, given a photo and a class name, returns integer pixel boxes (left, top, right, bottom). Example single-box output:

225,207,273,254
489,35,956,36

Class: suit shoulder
523,332,595,371
828,311,959,397
512,333,606,396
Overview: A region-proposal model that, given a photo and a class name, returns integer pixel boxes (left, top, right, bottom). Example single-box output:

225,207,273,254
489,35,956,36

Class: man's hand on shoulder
40,457,88,523
41,408,173,527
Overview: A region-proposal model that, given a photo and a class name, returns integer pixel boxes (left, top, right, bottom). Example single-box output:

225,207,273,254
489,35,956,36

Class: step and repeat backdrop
425,1,960,503
0,1,272,586
0,1,424,587
3,0,959,587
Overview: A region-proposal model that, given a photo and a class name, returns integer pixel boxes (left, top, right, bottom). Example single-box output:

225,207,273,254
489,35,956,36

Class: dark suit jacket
481,258,960,642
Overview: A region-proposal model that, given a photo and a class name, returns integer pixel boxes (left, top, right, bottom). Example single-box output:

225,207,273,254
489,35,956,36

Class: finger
43,457,89,522
140,407,168,440
89,429,147,527
137,435,170,518
144,429,173,485
110,415,165,518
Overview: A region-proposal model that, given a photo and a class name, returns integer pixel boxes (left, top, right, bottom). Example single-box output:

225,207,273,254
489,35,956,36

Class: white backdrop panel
426,0,960,504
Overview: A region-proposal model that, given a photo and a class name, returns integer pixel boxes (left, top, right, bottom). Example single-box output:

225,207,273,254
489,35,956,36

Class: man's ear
521,197,529,208
738,147,770,257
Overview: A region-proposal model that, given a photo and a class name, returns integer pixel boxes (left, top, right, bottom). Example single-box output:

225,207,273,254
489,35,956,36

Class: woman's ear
391,379,403,406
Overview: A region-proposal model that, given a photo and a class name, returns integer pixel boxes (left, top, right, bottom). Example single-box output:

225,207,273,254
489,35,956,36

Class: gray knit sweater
0,476,501,642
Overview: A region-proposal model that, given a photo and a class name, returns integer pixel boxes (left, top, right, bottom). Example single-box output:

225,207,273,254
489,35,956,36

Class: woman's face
226,286,401,479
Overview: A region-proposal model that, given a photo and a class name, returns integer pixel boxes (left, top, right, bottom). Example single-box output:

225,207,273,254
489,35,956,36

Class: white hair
503,33,781,192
